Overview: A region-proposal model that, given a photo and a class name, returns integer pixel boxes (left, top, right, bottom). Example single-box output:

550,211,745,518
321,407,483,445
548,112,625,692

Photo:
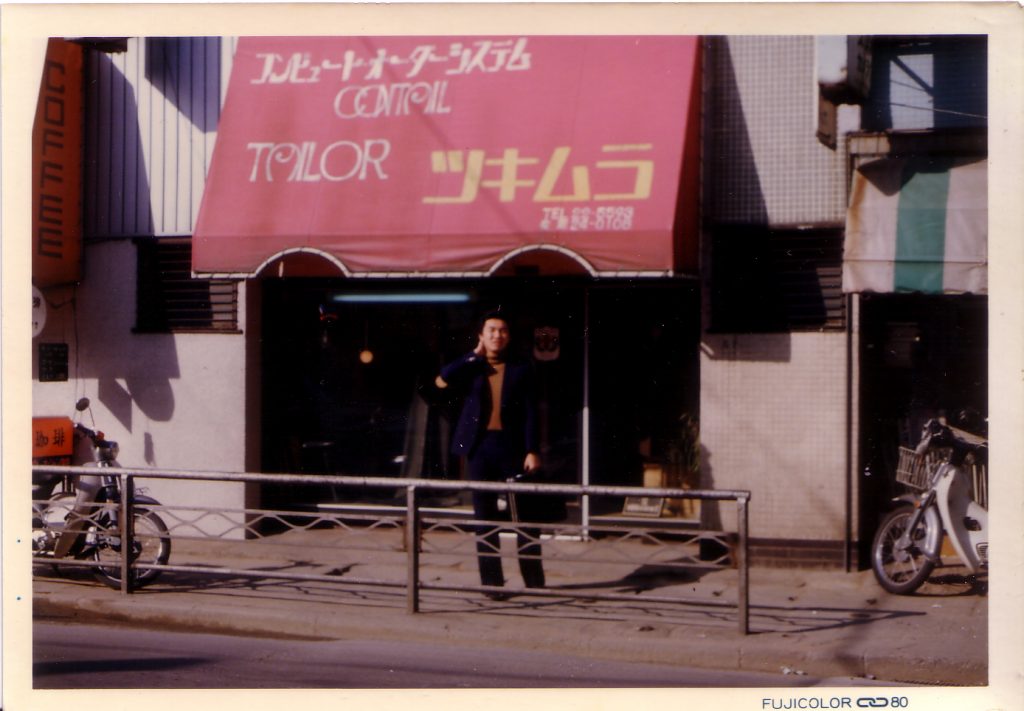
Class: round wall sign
32,286,47,338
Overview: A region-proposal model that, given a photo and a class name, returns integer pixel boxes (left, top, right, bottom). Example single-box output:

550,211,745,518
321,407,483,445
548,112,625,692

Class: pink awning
193,36,701,277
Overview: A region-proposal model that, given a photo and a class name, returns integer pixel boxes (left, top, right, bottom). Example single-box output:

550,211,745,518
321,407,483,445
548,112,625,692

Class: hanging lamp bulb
359,318,373,364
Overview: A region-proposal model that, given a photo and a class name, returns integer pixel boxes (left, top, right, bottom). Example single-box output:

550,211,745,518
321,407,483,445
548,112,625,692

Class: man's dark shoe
483,590,511,601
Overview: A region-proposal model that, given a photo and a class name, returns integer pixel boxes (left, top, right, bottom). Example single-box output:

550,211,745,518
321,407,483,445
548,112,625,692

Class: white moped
871,418,988,594
32,398,171,589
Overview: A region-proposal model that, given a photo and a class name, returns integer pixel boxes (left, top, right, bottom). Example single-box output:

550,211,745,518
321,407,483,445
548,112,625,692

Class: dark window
862,36,987,132
135,238,239,333
709,227,845,333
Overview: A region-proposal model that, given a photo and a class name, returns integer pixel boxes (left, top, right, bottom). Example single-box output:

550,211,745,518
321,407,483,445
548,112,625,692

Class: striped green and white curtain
842,157,987,294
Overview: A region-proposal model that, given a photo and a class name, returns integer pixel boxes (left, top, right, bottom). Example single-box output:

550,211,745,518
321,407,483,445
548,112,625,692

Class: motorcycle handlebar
917,419,987,463
74,423,115,448
74,422,97,439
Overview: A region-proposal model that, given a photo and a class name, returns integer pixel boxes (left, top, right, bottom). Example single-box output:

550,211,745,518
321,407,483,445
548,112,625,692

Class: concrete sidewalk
32,526,987,686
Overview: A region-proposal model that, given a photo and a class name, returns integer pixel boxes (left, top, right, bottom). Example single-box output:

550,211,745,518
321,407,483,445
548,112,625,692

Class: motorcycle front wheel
871,504,935,594
35,492,79,576
92,509,171,589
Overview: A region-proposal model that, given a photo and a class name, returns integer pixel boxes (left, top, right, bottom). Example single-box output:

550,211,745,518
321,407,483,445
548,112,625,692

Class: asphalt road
33,619,887,689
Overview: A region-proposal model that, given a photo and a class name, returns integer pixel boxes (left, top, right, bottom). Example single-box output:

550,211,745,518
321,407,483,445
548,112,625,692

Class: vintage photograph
7,3,1021,708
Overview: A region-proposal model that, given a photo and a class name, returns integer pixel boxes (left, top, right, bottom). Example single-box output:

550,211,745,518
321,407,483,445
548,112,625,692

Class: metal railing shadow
32,465,752,633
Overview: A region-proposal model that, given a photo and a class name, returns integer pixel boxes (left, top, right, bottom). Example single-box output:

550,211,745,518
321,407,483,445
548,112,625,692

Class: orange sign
32,417,74,459
32,38,84,287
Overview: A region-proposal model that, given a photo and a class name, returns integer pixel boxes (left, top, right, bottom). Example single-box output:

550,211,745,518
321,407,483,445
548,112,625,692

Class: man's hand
523,452,541,473
473,337,486,356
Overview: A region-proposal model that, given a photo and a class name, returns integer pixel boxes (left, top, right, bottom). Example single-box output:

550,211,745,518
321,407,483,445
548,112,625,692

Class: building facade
31,35,987,563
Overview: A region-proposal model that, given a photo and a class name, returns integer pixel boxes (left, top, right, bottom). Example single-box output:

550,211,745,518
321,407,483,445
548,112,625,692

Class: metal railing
32,465,753,633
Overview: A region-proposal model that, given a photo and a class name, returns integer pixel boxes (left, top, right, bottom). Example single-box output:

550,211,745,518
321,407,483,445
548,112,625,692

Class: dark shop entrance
259,277,699,517
856,293,988,566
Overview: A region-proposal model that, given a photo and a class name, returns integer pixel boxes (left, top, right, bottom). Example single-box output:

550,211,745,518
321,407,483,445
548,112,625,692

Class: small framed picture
622,496,665,517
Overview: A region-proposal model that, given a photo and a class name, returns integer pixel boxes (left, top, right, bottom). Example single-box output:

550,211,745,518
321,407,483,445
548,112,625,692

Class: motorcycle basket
895,446,949,490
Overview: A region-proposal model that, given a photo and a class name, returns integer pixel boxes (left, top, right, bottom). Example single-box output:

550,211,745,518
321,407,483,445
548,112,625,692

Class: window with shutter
709,227,846,333
135,238,239,333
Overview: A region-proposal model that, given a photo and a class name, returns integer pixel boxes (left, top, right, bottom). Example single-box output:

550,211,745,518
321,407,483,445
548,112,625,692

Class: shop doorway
259,278,587,509
856,293,988,566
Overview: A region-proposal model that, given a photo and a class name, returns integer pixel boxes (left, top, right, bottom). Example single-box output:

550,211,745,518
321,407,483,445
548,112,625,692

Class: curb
33,591,986,686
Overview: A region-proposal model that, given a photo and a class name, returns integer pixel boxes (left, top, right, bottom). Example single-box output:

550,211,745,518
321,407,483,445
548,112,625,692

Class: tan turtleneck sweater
486,358,505,431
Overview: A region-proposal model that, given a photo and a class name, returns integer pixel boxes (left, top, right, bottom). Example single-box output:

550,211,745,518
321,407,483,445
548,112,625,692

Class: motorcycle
871,417,988,594
32,398,172,589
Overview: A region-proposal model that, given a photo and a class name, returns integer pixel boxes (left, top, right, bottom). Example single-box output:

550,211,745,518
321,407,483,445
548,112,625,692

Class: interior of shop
258,277,699,517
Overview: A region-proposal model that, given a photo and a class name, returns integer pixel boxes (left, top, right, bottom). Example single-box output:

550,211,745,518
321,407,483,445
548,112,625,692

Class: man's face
479,318,510,357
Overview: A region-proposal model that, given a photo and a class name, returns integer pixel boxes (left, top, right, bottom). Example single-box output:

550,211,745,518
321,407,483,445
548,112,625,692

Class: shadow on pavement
34,656,208,677
915,572,987,597
547,562,713,593
30,561,940,636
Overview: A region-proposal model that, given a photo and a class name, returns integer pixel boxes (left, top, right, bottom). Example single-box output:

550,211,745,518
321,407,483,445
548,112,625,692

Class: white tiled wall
698,331,849,541
700,36,855,547
706,36,849,226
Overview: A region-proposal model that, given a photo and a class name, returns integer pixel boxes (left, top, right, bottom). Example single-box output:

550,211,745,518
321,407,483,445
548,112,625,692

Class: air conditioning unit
816,36,872,148
816,36,872,104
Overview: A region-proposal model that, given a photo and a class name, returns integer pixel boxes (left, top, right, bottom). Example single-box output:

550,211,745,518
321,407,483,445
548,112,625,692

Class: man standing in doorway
435,310,545,598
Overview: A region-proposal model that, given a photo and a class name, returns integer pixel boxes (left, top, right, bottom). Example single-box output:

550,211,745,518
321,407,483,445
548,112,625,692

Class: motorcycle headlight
100,441,119,462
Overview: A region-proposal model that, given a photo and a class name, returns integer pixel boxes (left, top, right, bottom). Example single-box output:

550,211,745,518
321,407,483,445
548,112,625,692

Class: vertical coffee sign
33,38,84,287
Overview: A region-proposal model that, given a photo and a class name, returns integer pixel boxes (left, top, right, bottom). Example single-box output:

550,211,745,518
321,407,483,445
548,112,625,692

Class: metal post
737,494,749,634
581,286,591,536
120,473,134,595
406,485,420,614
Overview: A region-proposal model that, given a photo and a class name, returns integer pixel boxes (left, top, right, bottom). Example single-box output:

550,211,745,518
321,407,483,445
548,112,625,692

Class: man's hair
477,308,510,333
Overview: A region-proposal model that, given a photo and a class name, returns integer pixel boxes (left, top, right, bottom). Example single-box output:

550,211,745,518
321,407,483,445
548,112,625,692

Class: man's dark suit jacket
439,352,539,461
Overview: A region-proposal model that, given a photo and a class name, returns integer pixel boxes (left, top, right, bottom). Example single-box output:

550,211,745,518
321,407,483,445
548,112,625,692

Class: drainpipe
844,292,856,571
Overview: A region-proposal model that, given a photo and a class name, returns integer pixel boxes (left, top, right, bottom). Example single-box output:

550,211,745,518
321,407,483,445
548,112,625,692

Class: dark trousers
467,432,545,589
